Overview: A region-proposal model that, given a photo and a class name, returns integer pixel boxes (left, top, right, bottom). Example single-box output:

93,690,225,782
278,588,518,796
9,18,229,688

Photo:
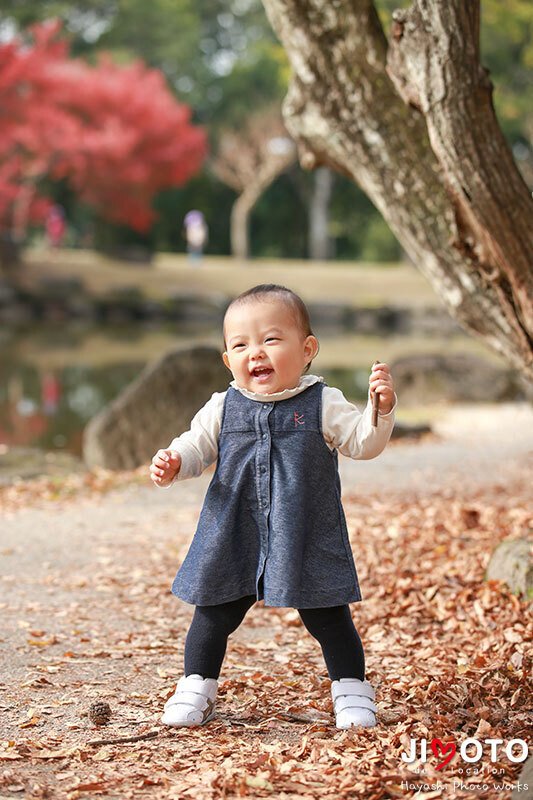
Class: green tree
3,0,530,264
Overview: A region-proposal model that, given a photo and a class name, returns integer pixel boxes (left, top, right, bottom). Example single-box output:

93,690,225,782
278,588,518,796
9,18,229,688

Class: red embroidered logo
294,412,305,427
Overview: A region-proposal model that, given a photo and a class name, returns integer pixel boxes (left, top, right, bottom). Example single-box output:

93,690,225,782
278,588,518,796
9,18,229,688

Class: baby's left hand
369,362,395,415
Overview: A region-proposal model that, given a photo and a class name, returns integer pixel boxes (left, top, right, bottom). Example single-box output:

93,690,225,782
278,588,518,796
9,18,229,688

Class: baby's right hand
150,449,182,487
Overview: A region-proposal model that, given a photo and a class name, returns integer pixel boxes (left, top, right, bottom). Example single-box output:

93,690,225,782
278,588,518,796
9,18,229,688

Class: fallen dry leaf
1,470,530,800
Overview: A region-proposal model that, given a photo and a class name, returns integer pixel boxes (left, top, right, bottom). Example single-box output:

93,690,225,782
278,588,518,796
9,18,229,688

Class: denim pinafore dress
171,380,362,608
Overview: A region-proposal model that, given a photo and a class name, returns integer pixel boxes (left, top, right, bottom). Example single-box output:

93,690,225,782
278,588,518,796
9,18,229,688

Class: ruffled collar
230,374,324,402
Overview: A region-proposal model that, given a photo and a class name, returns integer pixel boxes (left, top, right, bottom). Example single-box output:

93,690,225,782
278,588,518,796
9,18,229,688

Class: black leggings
184,594,365,681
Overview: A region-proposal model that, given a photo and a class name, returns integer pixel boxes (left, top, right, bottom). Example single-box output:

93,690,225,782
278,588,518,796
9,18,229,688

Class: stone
485,538,532,600
390,352,522,404
513,755,533,797
83,345,229,470
390,421,432,440
37,277,85,298
165,291,227,324
307,302,354,330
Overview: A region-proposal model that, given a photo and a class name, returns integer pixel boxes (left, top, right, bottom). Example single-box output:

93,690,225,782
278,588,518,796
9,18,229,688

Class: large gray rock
83,346,229,470
391,421,432,440
485,539,532,600
513,755,533,797
391,352,523,404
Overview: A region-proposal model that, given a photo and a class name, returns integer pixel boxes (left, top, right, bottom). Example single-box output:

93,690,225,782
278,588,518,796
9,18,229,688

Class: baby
150,283,397,729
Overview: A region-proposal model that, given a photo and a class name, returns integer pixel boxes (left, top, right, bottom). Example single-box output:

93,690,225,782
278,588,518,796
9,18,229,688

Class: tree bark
261,0,533,381
211,108,296,260
231,189,256,262
309,166,333,259
229,153,295,260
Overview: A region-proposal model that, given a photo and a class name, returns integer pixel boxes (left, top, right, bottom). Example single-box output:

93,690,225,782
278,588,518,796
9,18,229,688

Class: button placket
255,405,272,515
257,402,275,597
259,439,270,512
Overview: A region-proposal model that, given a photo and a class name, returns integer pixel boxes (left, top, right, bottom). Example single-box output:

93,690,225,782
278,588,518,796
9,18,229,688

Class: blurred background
0,0,531,476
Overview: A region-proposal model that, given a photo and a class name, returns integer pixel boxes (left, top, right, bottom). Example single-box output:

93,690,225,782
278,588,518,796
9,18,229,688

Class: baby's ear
306,335,320,360
222,351,231,370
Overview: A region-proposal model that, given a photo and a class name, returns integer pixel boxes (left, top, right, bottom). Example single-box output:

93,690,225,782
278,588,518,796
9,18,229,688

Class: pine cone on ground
88,700,112,726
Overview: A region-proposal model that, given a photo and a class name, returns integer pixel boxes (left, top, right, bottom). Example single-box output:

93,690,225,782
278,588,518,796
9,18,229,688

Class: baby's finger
370,365,390,375
370,375,391,389
152,454,170,468
372,367,390,378
168,450,181,467
150,463,166,478
373,377,393,389
375,385,394,400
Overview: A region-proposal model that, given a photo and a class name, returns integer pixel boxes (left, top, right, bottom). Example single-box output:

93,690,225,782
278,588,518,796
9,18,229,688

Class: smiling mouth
251,367,274,378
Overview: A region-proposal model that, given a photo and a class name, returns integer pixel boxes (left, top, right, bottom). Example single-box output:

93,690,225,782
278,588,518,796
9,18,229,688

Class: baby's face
222,299,319,393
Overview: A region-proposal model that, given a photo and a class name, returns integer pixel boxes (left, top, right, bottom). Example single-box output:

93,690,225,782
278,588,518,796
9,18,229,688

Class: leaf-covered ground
0,462,531,800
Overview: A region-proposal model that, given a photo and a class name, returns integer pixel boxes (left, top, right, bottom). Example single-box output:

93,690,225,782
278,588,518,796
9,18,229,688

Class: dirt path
1,402,530,606
340,401,533,497
1,402,531,799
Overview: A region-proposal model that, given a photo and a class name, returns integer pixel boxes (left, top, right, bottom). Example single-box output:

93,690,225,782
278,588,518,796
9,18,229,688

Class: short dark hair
223,284,318,373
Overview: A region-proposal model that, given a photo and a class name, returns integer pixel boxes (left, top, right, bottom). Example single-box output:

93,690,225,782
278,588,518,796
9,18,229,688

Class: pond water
1,322,389,457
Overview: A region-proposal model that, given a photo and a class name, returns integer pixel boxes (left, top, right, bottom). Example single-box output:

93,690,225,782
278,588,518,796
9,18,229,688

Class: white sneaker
331,677,377,729
161,674,218,727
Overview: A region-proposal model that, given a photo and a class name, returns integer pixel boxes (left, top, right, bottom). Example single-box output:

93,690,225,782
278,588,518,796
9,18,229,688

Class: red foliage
0,20,207,232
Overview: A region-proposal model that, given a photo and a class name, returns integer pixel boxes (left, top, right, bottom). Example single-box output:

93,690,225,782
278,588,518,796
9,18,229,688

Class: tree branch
387,0,533,341
261,0,533,380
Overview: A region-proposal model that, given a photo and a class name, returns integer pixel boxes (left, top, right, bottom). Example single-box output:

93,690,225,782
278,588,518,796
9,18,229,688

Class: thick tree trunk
309,166,333,259
387,3,532,345
261,0,533,381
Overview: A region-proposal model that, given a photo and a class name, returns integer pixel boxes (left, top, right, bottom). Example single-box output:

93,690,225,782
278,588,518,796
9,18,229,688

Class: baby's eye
265,338,279,342
232,343,245,349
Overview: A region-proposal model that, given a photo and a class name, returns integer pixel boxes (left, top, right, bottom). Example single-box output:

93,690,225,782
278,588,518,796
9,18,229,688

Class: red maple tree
0,20,207,236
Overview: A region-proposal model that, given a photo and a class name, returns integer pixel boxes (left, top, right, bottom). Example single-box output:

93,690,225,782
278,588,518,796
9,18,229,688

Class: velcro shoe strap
165,691,209,711
176,676,217,700
335,694,377,714
331,679,375,701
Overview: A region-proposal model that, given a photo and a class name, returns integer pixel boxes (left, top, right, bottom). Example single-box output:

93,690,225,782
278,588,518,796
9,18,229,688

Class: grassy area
22,248,440,308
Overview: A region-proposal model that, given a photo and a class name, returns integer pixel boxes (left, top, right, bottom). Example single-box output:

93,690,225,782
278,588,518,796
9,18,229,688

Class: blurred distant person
183,210,208,263
46,204,66,249
41,370,61,416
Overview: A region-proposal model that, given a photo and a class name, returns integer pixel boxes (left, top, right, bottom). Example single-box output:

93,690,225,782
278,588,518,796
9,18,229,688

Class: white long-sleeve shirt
163,374,397,484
